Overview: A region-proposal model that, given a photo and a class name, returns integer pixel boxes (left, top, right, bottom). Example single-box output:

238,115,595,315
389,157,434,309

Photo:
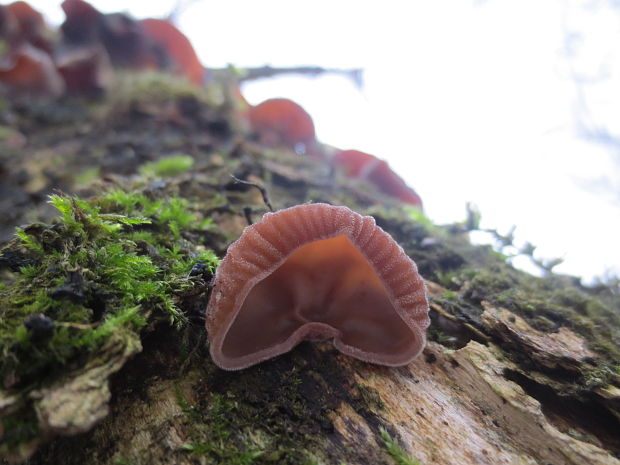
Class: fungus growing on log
333,149,423,208
54,43,111,96
6,1,50,52
140,18,204,85
0,43,65,97
206,203,429,370
0,5,19,42
0,2,63,97
60,0,101,45
248,98,317,154
99,13,153,69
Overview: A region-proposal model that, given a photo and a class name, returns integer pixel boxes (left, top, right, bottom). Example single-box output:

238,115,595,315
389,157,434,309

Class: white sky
28,0,620,282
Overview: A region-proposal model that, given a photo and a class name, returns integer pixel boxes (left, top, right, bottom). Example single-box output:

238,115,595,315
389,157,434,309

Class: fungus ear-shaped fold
54,43,112,95
139,18,204,86
0,44,64,97
60,0,102,44
207,204,429,370
99,13,153,69
333,150,423,208
7,1,49,51
248,98,316,150
0,5,19,40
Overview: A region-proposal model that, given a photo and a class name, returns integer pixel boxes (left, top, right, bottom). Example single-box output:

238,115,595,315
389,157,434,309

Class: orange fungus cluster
0,2,422,208
207,204,430,370
0,0,204,97
248,98,317,154
249,97,423,208
333,149,423,207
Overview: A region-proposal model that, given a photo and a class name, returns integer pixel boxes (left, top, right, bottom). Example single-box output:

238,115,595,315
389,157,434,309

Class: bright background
28,0,620,283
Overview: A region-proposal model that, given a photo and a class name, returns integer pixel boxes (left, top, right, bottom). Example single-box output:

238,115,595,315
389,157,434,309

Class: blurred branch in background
461,203,565,276
167,0,203,23
165,1,365,87
238,65,364,88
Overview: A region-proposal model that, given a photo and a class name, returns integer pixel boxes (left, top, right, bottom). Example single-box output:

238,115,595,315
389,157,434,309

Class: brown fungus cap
206,204,430,370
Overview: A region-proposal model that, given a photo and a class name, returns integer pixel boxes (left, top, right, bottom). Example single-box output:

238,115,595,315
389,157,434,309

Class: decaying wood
0,74,618,465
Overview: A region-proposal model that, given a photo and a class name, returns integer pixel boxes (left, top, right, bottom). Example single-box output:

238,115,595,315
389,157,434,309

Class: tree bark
0,74,618,465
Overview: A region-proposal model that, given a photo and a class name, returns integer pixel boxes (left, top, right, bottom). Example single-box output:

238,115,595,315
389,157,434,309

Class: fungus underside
223,234,414,359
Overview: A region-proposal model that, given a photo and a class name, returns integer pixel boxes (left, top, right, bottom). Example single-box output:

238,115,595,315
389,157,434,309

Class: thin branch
229,175,274,212
238,65,364,89
242,206,253,226
166,0,202,23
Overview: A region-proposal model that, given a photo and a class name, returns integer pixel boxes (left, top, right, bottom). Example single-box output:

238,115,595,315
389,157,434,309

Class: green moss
107,72,208,108
0,406,39,452
403,206,435,232
139,154,195,177
0,190,219,390
0,187,221,456
157,197,199,239
180,394,264,464
99,190,163,216
0,124,18,142
353,382,386,411
172,345,392,465
379,428,422,465
76,306,146,348
74,167,101,186
100,190,213,240
14,228,44,254
448,264,620,383
113,458,135,465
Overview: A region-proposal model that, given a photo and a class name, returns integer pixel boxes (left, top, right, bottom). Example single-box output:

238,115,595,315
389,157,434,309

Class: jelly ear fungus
206,203,430,370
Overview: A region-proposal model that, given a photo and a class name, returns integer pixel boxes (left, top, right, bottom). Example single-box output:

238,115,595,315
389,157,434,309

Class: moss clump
379,428,422,465
180,394,264,464
74,167,101,186
139,154,195,177
0,190,218,420
107,72,210,109
0,407,39,453
171,342,392,465
465,268,619,360
183,363,323,465
100,189,213,240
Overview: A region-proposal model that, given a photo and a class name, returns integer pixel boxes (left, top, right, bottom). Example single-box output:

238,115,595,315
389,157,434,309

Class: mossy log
0,74,619,465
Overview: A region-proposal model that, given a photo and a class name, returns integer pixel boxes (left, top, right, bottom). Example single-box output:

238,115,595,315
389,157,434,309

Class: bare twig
238,66,364,89
242,206,253,226
229,175,274,212
460,204,564,275
166,0,202,23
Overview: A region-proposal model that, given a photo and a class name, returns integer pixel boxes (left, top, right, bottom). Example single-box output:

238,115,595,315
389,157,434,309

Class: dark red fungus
2,0,207,96
248,98,317,155
333,149,423,208
99,13,154,69
140,18,204,85
0,43,64,97
6,1,49,51
54,43,111,96
60,0,101,44
0,5,19,42
207,203,430,370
